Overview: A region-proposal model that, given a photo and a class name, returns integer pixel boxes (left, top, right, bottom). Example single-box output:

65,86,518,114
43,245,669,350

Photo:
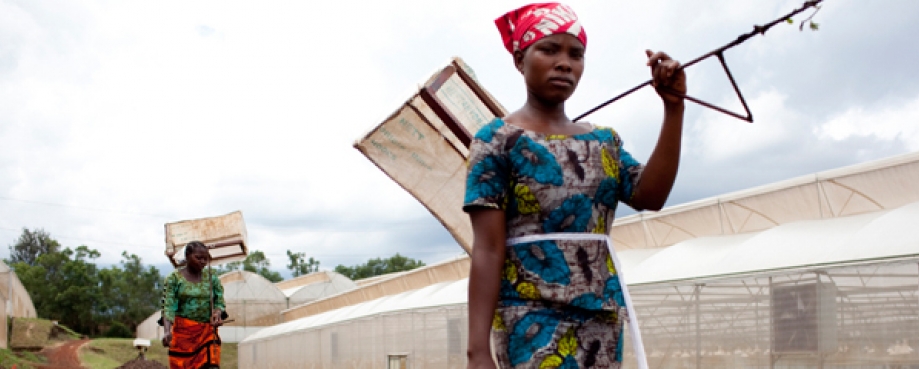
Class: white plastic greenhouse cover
238,152,919,368
282,271,358,306
222,270,287,302
136,310,163,340
623,200,919,285
0,260,37,349
243,278,467,343
221,270,288,328
280,254,470,321
611,151,919,250
241,199,919,345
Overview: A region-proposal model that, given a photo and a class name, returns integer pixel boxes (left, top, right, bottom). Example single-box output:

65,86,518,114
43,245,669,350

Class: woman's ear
514,50,525,74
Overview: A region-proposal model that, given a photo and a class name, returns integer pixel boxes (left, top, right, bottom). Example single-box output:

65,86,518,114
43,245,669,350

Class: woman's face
515,33,585,105
187,247,211,272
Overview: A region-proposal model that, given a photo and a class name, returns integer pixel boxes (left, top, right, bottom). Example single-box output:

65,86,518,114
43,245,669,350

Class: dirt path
37,339,89,369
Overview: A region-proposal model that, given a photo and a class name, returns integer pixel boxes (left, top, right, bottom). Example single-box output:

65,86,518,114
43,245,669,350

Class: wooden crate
164,210,248,267
353,57,507,254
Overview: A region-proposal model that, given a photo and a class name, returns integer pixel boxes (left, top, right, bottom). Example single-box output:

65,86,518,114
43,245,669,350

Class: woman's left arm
211,272,226,326
630,50,687,211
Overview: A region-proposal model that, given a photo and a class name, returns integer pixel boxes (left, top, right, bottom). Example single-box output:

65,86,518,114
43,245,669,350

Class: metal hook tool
573,0,823,123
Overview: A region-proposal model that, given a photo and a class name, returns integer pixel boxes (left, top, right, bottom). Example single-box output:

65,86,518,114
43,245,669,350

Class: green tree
14,245,103,335
212,250,282,282
8,227,61,266
286,250,320,277
334,253,425,280
8,228,162,337
99,252,162,332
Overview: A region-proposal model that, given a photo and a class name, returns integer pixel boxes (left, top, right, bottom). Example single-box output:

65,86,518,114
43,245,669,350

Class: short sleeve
162,272,180,322
614,134,645,207
463,119,511,212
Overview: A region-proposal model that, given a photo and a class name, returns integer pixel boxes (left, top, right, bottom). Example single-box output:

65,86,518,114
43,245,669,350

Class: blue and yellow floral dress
464,117,644,368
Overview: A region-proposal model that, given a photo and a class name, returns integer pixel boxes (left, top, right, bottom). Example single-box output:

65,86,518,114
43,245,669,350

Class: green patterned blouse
162,269,226,323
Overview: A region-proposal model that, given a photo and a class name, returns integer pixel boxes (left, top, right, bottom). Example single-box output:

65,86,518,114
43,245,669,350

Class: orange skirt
169,316,221,369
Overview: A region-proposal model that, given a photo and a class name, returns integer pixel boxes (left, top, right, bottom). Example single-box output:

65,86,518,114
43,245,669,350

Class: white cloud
691,89,801,162
815,96,919,150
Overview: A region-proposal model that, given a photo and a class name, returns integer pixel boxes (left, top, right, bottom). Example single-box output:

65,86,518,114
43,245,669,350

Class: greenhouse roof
622,201,919,285
244,278,467,342
221,270,287,302
611,151,919,250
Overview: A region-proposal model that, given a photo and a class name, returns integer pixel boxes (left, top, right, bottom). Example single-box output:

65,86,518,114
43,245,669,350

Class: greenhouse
278,271,358,307
281,255,469,322
0,260,37,348
239,152,919,368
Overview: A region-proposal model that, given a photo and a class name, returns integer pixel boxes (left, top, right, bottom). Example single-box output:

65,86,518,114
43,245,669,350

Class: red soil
36,339,88,369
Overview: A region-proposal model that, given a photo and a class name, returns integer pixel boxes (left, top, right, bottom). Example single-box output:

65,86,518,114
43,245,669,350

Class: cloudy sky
2,0,917,277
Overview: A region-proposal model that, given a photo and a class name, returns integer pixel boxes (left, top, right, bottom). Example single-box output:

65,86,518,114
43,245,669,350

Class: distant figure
161,241,226,369
464,3,685,368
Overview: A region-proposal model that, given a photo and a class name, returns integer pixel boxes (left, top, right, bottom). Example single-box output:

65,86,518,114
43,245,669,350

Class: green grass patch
0,347,42,369
79,338,237,369
81,338,166,369
222,342,238,369
10,317,55,349
10,317,82,349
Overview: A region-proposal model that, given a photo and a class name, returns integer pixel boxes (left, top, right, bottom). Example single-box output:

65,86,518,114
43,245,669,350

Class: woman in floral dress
464,3,686,368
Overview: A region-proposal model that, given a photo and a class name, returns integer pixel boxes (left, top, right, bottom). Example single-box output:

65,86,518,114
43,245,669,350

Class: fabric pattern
495,3,587,54
464,117,643,368
162,269,226,324
168,316,221,369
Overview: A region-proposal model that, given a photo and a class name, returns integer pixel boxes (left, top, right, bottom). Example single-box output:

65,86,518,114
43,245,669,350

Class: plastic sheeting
612,151,919,250
136,310,164,341
621,260,919,368
625,201,919,285
0,261,37,349
282,255,469,322
220,271,288,327
239,260,918,368
238,200,919,368
240,279,468,369
282,271,357,307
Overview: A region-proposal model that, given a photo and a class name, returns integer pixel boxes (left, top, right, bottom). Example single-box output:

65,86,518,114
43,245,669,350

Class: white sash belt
507,233,649,369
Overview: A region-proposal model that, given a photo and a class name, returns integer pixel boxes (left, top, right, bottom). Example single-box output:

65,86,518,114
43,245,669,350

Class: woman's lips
548,77,574,87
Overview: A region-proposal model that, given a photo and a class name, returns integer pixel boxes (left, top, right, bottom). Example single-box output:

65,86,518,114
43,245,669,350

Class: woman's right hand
162,333,172,347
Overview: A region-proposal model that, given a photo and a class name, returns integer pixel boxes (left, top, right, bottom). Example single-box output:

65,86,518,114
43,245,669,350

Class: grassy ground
0,347,43,369
80,338,238,369
10,317,81,349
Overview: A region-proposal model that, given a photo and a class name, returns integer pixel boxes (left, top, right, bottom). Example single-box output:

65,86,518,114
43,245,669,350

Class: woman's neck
185,267,203,277
522,96,569,126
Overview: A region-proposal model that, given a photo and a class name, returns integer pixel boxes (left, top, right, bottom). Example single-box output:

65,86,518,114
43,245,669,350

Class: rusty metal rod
573,0,823,122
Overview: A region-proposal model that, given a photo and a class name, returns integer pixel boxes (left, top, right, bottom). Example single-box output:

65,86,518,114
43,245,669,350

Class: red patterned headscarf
495,3,587,54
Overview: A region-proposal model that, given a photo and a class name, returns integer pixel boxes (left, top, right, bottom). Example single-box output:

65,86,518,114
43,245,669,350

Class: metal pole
695,284,702,369
769,276,775,369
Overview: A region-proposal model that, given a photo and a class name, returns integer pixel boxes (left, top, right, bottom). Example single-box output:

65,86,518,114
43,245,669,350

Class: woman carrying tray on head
162,241,226,369
464,3,686,368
